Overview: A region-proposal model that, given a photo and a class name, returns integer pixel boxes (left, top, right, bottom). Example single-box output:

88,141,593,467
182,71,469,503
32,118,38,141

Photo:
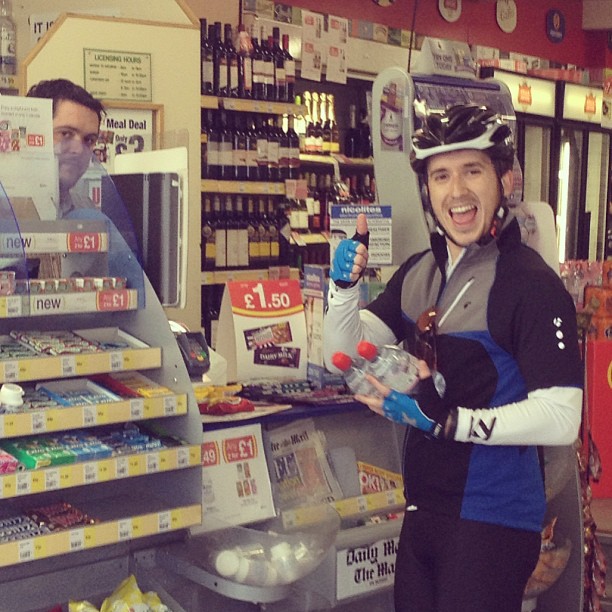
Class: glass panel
0,179,29,298
522,125,551,204
585,131,610,260
556,128,583,262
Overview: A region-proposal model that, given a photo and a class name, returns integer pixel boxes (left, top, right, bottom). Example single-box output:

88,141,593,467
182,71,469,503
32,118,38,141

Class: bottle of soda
331,352,378,396
357,341,419,393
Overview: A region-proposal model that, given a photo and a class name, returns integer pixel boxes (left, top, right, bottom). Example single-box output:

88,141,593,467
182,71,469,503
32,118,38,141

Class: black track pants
394,508,541,612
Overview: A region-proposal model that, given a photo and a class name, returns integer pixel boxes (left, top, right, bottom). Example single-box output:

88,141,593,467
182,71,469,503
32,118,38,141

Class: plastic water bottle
357,341,419,393
331,351,378,396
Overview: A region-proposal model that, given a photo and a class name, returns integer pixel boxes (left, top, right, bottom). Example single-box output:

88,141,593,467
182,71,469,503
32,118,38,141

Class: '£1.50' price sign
216,279,307,382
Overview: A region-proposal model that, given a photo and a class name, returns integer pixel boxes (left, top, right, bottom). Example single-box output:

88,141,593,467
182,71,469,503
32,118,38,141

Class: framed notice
216,279,308,382
96,102,162,173
84,49,152,102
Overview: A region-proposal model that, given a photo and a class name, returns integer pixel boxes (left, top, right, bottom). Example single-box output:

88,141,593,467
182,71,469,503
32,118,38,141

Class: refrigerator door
555,126,610,262
520,122,552,204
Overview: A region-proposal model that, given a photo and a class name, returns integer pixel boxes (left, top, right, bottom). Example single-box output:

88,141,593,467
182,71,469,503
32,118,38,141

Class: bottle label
252,59,264,84
285,60,296,80
226,229,240,267
202,56,214,87
267,141,279,166
219,142,232,166
243,57,253,91
207,140,219,165
275,68,286,86
256,138,268,164
0,28,16,67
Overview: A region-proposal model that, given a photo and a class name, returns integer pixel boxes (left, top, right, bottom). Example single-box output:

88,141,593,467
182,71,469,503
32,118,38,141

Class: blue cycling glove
382,377,456,439
330,232,369,288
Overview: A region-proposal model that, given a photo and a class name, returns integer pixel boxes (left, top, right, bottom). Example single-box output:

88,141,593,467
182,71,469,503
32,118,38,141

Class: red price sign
96,289,131,311
222,435,257,463
228,280,303,318
201,441,220,467
27,134,45,147
67,232,102,252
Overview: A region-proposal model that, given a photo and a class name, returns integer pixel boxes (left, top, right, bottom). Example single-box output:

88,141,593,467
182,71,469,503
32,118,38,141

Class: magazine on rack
266,418,343,510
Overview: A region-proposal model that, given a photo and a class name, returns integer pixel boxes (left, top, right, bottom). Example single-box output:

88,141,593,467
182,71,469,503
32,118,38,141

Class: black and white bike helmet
410,103,515,179
410,103,516,245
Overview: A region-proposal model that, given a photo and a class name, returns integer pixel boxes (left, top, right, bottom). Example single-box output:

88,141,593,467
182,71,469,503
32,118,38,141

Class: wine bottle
235,195,251,268
358,108,372,158
303,91,315,154
267,197,280,265
212,22,226,97
225,23,239,98
328,94,340,154
236,24,253,99
246,196,261,268
286,114,300,179
312,92,323,155
279,116,290,181
201,194,215,271
219,111,235,180
233,113,248,181
266,115,280,182
212,194,227,270
272,27,286,102
245,114,259,181
255,114,269,181
321,93,332,156
206,109,220,180
257,196,271,267
344,104,360,158
200,19,214,96
225,195,240,269
282,34,295,103
260,28,275,101
251,30,265,101
307,172,321,232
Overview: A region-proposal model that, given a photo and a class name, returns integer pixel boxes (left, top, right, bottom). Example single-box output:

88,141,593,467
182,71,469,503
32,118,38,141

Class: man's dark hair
26,78,105,123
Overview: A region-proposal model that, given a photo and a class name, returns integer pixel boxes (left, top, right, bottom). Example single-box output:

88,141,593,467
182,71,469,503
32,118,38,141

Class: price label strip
217,279,308,382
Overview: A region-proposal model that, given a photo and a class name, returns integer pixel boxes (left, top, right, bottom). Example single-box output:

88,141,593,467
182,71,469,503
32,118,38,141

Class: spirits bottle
0,0,16,76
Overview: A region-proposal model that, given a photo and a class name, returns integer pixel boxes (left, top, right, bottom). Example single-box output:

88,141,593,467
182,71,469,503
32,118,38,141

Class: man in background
26,78,105,217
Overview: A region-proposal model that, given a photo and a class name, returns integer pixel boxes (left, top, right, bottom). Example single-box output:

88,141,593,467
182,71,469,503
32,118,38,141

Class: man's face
426,149,512,252
53,99,100,192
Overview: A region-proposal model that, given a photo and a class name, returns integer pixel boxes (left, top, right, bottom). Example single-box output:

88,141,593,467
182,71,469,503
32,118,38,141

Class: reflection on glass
556,129,582,263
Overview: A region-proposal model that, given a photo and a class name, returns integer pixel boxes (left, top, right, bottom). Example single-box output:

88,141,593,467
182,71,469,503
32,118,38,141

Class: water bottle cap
331,352,353,371
357,341,378,361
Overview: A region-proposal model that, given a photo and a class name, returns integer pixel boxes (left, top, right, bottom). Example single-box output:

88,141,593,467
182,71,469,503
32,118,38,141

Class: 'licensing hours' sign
84,49,152,102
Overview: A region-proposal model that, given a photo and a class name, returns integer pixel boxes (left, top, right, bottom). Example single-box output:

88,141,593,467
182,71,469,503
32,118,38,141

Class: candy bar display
0,423,182,469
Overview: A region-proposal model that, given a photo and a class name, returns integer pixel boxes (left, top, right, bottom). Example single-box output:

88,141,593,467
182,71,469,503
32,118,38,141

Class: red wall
281,0,609,69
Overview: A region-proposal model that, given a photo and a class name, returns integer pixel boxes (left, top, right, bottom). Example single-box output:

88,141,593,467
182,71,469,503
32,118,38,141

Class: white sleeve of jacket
322,279,397,373
453,386,582,446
